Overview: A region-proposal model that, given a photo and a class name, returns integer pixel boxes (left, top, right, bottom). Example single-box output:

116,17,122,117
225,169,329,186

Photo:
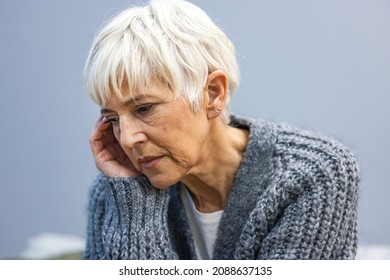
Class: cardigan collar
168,115,277,259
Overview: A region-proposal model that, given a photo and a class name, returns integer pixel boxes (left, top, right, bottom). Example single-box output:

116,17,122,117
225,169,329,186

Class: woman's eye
106,117,119,125
135,104,153,115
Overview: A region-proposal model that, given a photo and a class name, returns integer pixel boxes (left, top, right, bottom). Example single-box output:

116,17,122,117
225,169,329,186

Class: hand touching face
89,115,141,178
90,82,210,188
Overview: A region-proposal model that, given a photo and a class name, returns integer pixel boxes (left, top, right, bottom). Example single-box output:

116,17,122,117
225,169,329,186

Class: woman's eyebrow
100,95,152,114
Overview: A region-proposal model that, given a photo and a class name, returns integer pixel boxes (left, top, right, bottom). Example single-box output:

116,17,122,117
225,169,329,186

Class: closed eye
135,104,154,115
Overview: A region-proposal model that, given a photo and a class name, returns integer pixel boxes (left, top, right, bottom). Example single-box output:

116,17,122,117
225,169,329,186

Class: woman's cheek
113,126,121,141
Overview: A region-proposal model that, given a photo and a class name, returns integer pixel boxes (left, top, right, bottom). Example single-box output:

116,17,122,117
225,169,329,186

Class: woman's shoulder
271,121,360,201
272,121,359,175
231,115,360,188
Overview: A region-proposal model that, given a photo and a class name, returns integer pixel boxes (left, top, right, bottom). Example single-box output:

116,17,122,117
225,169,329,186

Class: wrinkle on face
100,81,210,189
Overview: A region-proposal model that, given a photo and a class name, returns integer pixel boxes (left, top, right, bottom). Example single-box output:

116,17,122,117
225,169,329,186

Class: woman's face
100,83,210,189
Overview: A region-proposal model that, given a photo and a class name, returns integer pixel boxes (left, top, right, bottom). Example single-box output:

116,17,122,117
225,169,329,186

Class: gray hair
83,0,239,124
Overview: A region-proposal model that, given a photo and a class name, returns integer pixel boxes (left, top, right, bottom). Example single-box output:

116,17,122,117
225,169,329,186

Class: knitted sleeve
236,126,360,259
83,174,178,259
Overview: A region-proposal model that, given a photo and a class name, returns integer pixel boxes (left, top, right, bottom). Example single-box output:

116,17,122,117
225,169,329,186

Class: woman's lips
137,156,163,170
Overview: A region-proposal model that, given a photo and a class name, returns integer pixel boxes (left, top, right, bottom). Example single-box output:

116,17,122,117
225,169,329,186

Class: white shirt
180,184,223,259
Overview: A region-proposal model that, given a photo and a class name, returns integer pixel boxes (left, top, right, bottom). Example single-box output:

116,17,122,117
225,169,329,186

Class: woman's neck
181,119,249,213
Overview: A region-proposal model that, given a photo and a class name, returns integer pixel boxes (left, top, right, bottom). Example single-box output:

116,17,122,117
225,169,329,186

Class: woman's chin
146,174,180,190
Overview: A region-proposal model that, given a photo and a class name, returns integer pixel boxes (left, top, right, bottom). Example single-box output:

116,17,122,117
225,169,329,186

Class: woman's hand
89,115,141,178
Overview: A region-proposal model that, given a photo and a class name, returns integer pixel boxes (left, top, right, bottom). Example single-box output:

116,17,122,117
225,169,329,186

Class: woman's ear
205,70,228,119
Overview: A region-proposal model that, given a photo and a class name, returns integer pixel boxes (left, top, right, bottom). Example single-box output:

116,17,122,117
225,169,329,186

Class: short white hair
83,0,239,124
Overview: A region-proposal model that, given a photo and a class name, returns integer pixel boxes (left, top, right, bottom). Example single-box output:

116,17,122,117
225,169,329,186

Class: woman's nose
118,119,147,150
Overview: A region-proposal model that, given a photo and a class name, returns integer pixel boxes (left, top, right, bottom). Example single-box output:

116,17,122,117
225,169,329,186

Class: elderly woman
83,0,359,260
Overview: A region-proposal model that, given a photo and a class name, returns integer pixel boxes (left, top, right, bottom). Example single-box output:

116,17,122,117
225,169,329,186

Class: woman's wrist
101,175,170,213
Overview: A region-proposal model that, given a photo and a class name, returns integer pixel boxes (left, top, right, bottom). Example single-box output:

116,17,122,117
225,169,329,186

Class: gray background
0,0,389,258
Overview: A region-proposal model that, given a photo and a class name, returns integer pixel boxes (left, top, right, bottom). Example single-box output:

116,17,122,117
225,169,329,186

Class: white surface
19,232,85,259
356,244,390,260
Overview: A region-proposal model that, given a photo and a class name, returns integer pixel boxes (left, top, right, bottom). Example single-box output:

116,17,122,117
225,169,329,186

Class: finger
101,126,117,146
90,129,105,156
94,115,105,128
90,119,111,155
95,116,111,131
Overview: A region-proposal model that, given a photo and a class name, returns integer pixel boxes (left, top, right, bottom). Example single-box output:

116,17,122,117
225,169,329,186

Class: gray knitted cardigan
83,115,359,260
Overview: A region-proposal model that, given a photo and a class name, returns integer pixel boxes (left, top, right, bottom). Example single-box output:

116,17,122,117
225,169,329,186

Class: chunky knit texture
84,115,359,260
